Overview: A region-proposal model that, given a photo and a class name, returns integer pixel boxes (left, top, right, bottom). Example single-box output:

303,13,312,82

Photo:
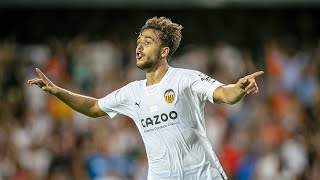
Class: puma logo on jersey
135,101,141,108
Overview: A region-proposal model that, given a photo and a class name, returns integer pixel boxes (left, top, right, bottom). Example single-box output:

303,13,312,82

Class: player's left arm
213,71,264,104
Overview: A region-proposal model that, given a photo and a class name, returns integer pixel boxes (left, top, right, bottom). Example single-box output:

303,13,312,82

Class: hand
236,71,264,95
27,68,58,95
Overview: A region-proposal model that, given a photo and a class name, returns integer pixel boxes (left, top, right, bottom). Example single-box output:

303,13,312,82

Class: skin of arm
27,68,107,118
55,87,107,118
213,84,246,104
213,71,264,104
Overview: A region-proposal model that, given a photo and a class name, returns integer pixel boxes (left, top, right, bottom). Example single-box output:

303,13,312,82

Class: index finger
245,71,264,79
36,68,49,80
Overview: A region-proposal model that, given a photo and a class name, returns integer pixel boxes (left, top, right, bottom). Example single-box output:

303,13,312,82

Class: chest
131,82,184,131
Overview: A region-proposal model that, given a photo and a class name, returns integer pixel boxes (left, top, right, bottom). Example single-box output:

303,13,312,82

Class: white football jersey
98,67,228,180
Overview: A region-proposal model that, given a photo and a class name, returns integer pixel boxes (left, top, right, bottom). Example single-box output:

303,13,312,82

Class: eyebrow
137,35,154,42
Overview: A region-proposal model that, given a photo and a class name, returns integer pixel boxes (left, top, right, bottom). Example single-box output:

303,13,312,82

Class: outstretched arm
27,68,107,118
213,71,264,104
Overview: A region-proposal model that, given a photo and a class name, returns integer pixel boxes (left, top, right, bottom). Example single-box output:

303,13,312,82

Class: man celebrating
28,17,263,180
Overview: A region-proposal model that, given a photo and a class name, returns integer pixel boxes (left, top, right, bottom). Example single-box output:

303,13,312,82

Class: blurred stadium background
0,0,319,180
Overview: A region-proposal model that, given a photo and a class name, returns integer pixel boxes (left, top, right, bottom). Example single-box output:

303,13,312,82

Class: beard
136,50,161,72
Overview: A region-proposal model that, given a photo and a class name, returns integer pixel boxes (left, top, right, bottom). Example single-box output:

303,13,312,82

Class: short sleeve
188,71,224,103
98,84,134,119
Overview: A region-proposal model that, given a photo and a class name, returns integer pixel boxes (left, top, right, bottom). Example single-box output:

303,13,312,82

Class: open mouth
136,52,144,60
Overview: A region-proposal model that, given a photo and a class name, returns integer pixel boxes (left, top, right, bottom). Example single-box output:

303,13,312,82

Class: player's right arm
27,68,107,118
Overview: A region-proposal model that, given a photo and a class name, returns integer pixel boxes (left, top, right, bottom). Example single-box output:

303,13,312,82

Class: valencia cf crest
164,89,175,104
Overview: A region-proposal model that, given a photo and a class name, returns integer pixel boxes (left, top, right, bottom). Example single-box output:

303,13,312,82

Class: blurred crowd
0,31,319,180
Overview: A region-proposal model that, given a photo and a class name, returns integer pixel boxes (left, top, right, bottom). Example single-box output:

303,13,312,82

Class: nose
136,43,143,51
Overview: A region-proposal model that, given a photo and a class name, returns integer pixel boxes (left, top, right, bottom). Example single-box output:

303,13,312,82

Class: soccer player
28,17,263,180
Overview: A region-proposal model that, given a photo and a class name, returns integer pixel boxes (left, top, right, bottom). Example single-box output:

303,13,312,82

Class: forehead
138,29,161,41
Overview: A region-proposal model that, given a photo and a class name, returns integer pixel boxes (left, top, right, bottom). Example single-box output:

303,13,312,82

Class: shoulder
172,67,220,87
124,80,142,88
172,67,203,80
111,80,143,102
121,80,143,92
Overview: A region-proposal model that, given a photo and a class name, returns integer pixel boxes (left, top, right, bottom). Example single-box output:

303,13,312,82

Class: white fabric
98,67,227,180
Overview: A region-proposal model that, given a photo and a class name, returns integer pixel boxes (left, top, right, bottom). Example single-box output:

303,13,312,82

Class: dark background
0,1,319,180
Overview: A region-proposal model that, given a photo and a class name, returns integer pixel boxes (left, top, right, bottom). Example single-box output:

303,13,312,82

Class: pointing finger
28,79,43,85
245,71,264,79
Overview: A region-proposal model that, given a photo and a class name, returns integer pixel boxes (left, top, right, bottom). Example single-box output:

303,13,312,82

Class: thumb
242,78,248,83
36,68,49,81
238,78,248,90
239,78,247,85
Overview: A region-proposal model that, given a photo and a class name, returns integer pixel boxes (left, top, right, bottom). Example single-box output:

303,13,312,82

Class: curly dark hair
140,16,183,60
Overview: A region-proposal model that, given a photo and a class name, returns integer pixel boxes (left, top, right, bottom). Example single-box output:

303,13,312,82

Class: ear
161,47,170,58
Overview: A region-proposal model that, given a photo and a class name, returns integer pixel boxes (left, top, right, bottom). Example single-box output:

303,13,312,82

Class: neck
145,63,169,86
